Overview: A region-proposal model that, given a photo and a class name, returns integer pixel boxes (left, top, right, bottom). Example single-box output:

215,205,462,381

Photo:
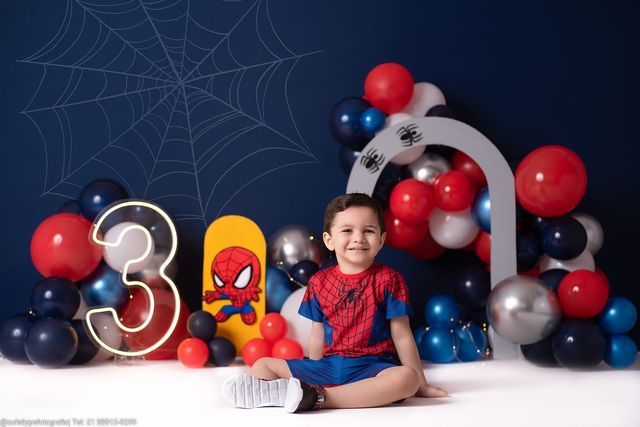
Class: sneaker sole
221,374,289,409
283,378,303,413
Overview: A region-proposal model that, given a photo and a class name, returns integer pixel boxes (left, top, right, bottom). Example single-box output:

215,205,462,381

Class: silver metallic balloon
407,152,452,184
487,275,561,345
267,225,325,272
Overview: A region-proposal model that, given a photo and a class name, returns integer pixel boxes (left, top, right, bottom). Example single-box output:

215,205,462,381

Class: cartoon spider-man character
202,246,261,325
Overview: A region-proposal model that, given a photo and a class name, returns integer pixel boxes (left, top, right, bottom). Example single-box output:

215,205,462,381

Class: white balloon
539,249,595,272
571,212,604,255
401,82,446,117
384,112,413,128
103,221,155,274
429,208,479,249
382,113,427,165
280,288,312,357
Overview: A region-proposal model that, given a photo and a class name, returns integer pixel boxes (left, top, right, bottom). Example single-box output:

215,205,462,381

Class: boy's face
323,206,386,274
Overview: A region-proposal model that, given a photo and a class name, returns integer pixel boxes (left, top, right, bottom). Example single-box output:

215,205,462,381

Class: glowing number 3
86,200,181,357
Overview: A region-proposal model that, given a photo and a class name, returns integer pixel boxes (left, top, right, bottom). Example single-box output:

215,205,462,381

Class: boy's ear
322,231,335,251
380,231,386,247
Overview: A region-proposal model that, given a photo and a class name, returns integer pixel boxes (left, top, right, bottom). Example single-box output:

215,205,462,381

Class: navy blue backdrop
1,0,638,345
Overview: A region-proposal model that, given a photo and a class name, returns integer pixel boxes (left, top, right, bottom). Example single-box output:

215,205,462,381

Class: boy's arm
308,321,324,360
391,316,449,397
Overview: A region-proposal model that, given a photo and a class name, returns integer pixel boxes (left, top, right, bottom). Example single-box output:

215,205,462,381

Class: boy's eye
365,229,375,233
341,229,351,233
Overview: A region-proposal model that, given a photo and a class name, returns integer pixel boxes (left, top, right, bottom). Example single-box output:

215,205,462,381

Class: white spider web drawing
19,0,321,227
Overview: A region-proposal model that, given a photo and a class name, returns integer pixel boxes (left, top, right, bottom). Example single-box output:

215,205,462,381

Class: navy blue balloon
290,260,319,286
149,219,172,247
598,297,637,334
522,213,549,234
471,187,491,232
79,179,128,220
338,145,361,176
424,294,461,328
454,259,491,311
319,256,338,270
372,163,404,207
208,337,236,367
413,326,428,360
538,269,569,293
521,335,559,367
58,200,83,215
517,230,542,271
359,107,386,133
604,334,637,369
454,322,487,362
24,318,78,368
540,216,587,260
328,97,374,150
551,318,605,369
79,264,129,309
188,311,218,341
426,104,457,119
420,326,455,363
0,314,34,364
31,277,80,319
69,319,99,365
266,265,294,313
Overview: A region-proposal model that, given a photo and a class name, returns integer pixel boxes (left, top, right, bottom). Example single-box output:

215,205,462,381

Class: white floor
1,356,639,427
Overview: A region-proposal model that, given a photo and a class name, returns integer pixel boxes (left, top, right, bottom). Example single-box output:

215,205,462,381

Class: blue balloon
188,311,218,341
453,258,490,311
598,297,637,334
540,216,588,260
24,318,78,368
359,107,386,133
537,269,569,293
328,97,374,150
517,230,542,271
208,337,236,367
424,294,461,328
471,187,491,232
551,318,605,369
79,179,128,220
58,200,82,215
266,265,294,313
79,264,129,309
372,163,404,207
413,326,428,360
420,326,455,363
0,314,34,364
521,335,558,367
290,260,319,286
69,319,99,365
338,145,361,176
31,277,80,319
604,334,638,369
454,322,487,362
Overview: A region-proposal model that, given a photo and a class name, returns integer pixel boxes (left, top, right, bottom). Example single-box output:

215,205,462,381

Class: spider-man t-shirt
298,263,413,358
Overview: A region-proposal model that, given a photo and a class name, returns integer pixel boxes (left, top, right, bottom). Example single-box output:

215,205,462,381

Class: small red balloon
241,338,272,367
260,313,288,343
474,231,491,264
30,213,103,282
434,171,477,211
557,270,609,318
389,179,436,225
384,209,429,250
515,145,587,217
271,338,304,360
364,63,414,114
408,228,445,260
452,151,486,188
178,338,209,368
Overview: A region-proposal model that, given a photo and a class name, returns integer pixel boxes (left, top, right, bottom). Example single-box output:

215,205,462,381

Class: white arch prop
346,117,519,359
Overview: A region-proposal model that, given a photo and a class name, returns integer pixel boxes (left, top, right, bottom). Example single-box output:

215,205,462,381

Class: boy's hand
416,383,449,398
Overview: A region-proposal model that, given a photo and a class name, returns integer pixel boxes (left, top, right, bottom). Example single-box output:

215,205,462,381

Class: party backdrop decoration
202,215,266,353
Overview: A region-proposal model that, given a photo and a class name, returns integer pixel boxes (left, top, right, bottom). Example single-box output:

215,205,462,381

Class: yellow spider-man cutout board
202,215,266,353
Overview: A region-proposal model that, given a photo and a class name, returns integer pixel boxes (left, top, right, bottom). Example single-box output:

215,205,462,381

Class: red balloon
177,338,209,368
260,313,288,343
452,151,486,188
384,208,429,250
474,231,491,264
120,287,190,360
271,338,304,360
408,228,445,260
515,145,587,217
30,213,103,282
434,171,477,211
389,179,436,225
557,270,609,318
242,338,272,367
364,63,414,114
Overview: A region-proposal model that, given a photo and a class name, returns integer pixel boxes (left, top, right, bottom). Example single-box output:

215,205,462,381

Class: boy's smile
323,206,386,275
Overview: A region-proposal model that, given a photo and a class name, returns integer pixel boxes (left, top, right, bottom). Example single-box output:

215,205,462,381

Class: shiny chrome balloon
267,225,324,272
407,152,451,185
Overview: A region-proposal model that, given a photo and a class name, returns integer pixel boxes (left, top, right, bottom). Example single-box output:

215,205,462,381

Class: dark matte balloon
24,318,78,368
328,97,374,150
187,311,218,341
0,314,34,364
538,269,569,293
454,259,491,311
79,179,129,220
58,200,83,215
208,337,236,367
426,104,457,119
517,230,542,271
372,163,404,207
290,260,319,286
521,335,559,367
31,277,80,319
69,319,99,365
540,216,588,260
551,318,605,369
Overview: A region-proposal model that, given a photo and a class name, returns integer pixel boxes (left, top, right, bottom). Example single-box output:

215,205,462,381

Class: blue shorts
286,354,400,386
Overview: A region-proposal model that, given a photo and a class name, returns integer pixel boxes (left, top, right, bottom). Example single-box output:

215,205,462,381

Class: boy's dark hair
323,193,385,234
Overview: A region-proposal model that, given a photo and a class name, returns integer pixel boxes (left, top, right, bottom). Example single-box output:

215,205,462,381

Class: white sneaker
283,378,304,413
221,374,289,409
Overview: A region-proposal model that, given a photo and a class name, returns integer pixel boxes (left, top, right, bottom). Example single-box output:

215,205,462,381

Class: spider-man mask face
210,247,260,298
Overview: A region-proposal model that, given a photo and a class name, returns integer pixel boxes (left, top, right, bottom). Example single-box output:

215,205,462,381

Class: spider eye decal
233,265,252,289
214,273,225,288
